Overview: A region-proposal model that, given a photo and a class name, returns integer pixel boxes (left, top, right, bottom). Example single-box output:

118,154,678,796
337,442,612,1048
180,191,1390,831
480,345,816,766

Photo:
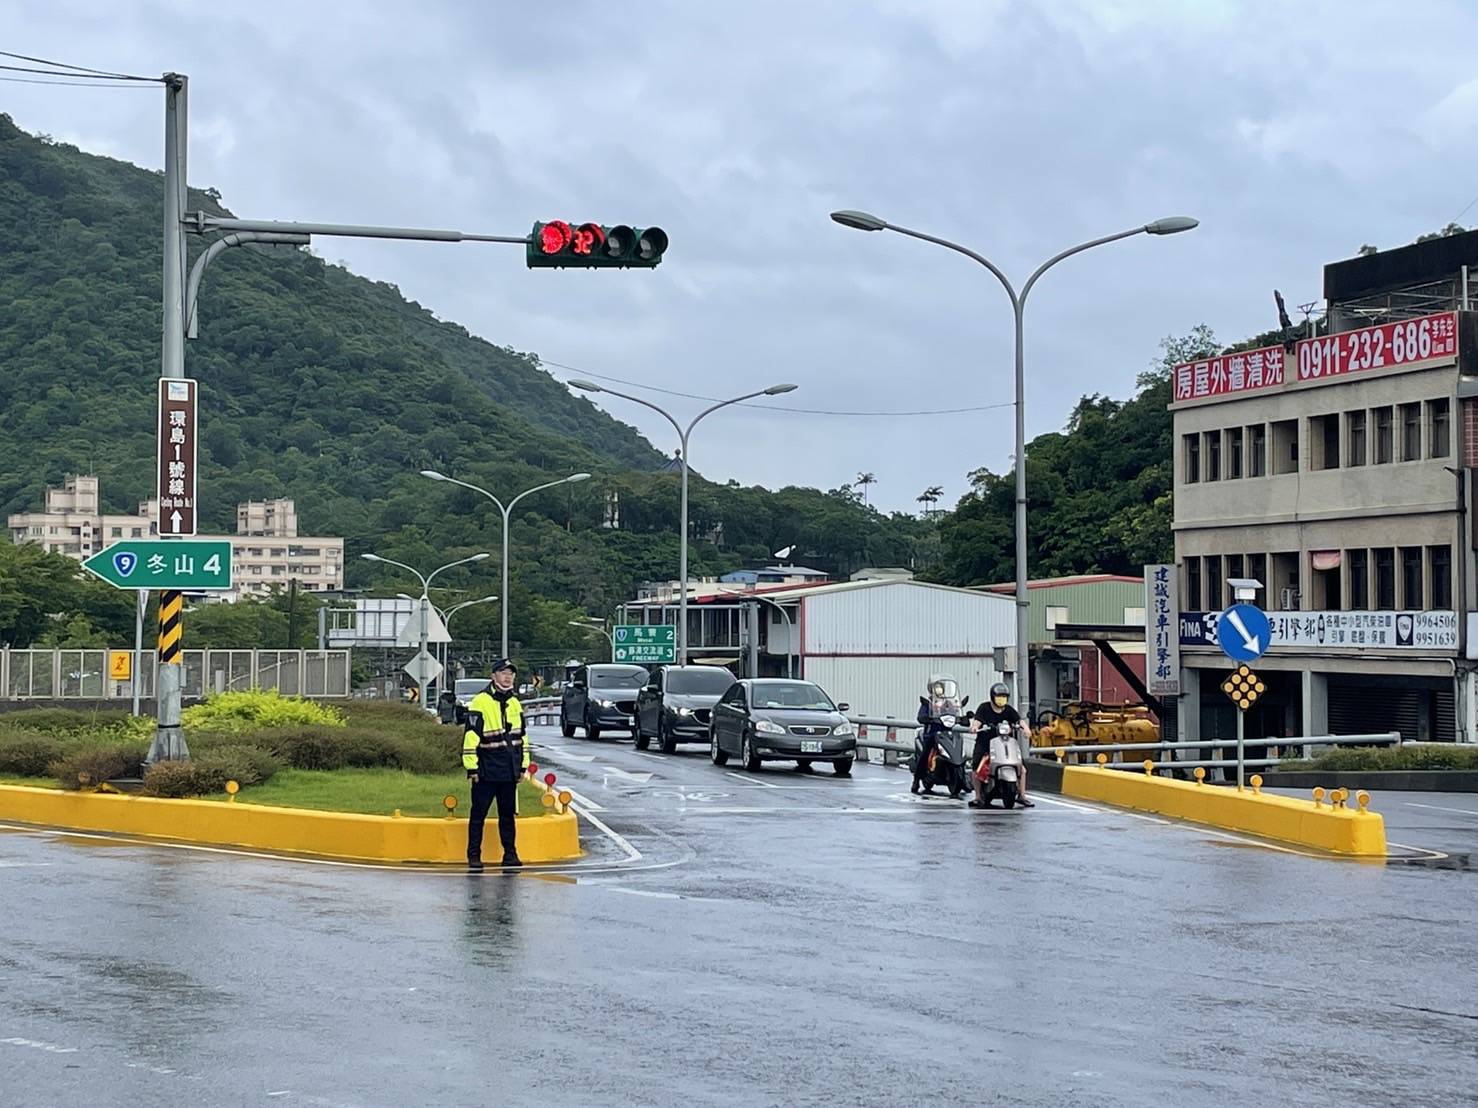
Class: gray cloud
8,0,1478,511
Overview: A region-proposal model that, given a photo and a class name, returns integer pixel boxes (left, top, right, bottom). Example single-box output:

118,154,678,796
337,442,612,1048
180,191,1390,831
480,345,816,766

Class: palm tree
917,485,944,517
855,472,877,506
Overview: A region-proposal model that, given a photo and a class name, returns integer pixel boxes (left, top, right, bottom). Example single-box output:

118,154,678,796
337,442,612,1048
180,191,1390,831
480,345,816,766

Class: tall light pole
363,552,490,710
568,620,614,662
421,471,590,660
566,380,798,665
717,588,796,678
831,209,1197,719
401,593,500,691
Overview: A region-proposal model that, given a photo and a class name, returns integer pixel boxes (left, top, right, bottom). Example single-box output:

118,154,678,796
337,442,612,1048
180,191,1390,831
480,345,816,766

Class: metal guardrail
1,648,352,700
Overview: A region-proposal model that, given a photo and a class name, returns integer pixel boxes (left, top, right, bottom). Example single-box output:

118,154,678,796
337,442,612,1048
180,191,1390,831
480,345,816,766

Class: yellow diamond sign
1221,664,1266,711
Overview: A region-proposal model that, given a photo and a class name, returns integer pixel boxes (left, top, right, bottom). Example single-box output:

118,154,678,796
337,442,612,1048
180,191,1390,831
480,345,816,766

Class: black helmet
989,682,1010,705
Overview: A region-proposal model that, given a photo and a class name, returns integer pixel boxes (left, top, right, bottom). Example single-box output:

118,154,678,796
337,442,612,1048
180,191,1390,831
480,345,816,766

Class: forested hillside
0,116,923,651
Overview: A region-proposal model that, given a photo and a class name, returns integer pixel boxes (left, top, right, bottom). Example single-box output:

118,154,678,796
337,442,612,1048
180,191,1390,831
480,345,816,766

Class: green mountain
0,115,924,653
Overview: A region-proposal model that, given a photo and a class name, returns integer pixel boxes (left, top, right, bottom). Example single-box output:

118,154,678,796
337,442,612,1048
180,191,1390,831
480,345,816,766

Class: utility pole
149,72,189,765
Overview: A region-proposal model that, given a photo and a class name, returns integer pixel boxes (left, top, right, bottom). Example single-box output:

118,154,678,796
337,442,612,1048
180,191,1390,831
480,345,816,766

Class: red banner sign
156,377,198,536
1172,345,1286,403
1296,311,1458,382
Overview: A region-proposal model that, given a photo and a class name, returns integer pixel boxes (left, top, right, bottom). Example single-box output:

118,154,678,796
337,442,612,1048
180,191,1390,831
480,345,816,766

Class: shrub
181,690,345,733
0,708,135,735
141,747,280,797
51,743,148,789
252,726,349,771
1293,745,1478,772
200,744,280,787
0,731,70,778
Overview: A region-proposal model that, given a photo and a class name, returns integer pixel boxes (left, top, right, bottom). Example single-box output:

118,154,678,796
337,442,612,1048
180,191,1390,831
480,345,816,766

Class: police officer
462,658,525,871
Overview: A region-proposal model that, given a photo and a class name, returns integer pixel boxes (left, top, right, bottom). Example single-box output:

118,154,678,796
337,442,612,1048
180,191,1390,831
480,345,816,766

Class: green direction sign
83,540,234,591
612,624,676,664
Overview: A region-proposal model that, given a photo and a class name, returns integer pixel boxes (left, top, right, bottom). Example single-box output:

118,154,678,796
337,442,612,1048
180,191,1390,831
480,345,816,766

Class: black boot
468,857,484,873
500,854,523,868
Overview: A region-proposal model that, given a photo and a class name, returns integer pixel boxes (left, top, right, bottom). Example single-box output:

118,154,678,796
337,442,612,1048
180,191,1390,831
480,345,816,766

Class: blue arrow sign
1217,603,1270,663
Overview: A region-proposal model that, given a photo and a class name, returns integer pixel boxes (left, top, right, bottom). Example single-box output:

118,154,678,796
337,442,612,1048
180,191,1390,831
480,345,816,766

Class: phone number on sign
1297,313,1456,381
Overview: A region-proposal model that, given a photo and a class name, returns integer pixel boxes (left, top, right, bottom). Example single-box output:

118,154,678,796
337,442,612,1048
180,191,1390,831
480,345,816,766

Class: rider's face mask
992,695,1008,708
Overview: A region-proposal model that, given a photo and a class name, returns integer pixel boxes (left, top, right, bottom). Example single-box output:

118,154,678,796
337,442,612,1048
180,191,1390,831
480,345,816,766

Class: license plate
800,740,823,754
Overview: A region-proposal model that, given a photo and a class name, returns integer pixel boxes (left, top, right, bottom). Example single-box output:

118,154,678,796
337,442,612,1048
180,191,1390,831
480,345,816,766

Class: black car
634,665,735,753
560,663,648,740
709,678,856,775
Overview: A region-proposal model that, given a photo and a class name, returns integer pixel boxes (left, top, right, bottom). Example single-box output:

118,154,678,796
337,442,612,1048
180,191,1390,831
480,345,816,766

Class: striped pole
146,589,190,764
157,590,183,664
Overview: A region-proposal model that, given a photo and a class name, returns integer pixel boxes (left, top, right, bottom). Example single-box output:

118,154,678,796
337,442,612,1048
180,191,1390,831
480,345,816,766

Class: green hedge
143,746,280,797
1289,745,1478,772
181,689,346,732
50,742,148,789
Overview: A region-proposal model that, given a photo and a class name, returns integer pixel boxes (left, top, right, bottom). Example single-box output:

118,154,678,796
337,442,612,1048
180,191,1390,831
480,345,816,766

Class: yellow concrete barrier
1062,763,1386,856
0,785,581,865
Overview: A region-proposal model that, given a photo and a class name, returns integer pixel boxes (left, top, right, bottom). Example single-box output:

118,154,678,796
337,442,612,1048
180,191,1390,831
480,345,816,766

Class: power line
539,360,1014,417
0,74,157,88
0,50,159,81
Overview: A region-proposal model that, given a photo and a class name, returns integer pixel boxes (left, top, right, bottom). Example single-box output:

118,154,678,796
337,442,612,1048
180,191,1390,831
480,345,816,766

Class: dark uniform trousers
468,778,517,863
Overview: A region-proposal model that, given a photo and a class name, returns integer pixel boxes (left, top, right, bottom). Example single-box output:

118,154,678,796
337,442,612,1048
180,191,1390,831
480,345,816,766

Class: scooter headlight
940,714,957,729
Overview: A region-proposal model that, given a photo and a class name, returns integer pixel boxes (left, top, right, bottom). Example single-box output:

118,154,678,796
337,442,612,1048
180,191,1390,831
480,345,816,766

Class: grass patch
1283,745,1478,773
0,775,58,789
206,768,549,819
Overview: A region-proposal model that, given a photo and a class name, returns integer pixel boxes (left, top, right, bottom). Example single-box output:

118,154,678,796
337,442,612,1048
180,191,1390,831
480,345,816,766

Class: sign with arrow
83,540,232,591
1217,603,1270,664
157,377,198,536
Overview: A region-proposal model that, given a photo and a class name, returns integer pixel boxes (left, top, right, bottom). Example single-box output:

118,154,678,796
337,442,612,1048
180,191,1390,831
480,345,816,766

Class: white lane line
1030,794,1100,814
1405,802,1478,818
570,804,642,863
605,887,681,900
564,788,603,812
540,747,596,764
725,772,779,789
1386,841,1451,861
602,766,654,784
632,751,665,762
1,1037,78,1054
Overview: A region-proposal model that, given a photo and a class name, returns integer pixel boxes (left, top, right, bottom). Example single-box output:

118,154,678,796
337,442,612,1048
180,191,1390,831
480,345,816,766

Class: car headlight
832,722,854,736
675,706,693,716
755,719,786,735
597,698,614,708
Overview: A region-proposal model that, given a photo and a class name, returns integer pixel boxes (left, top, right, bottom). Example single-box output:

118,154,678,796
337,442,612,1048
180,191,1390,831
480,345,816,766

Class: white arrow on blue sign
1217,603,1270,664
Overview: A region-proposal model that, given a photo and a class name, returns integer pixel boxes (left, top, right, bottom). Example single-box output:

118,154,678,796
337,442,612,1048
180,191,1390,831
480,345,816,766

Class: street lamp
568,619,614,663
567,379,798,665
831,208,1197,718
361,551,491,710
420,470,591,659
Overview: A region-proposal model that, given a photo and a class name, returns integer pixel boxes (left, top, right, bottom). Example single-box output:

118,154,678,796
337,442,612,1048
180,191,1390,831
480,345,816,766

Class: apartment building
1171,233,1478,744
8,477,343,601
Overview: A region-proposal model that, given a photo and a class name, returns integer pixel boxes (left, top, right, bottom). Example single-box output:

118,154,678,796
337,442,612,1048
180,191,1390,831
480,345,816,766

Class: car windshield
666,669,734,695
749,681,834,711
455,680,485,697
589,666,648,689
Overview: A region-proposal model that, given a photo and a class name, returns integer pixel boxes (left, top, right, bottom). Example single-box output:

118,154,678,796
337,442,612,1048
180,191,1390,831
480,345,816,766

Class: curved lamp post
363,551,490,709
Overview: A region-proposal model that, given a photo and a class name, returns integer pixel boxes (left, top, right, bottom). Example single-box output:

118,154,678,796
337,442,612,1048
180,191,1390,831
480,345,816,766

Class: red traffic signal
528,221,668,269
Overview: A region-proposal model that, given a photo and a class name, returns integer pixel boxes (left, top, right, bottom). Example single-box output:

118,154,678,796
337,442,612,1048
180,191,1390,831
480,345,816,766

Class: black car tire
710,729,728,766
585,713,602,742
742,733,761,773
796,760,813,773
560,711,576,740
659,716,677,755
833,757,854,778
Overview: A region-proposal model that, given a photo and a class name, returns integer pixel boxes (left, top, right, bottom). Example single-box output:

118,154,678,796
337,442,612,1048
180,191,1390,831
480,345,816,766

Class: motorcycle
974,720,1023,809
910,694,971,799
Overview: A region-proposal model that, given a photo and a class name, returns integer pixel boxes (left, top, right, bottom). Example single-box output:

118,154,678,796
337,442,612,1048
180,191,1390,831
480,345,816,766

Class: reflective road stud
1220,665,1266,790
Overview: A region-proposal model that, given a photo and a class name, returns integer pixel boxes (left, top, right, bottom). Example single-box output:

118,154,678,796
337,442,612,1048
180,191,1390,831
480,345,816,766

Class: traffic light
527,220,668,268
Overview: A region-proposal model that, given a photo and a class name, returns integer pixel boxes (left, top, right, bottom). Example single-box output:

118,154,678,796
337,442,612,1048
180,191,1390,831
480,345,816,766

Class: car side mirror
837,703,850,712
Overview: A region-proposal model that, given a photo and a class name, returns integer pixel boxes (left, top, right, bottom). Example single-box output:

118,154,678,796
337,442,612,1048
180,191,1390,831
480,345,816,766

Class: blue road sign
1217,603,1270,663
112,550,138,579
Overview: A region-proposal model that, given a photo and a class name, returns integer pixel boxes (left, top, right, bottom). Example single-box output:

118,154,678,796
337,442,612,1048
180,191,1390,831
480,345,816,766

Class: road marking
541,747,596,764
1030,794,1100,814
564,788,603,812
1405,802,1478,818
602,766,654,784
605,886,681,900
632,751,665,762
725,772,778,789
570,804,642,863
0,860,52,867
1,1037,78,1054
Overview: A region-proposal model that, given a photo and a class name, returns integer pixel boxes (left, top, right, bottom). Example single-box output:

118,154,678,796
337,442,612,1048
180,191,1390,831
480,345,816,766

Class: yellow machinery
1032,702,1160,756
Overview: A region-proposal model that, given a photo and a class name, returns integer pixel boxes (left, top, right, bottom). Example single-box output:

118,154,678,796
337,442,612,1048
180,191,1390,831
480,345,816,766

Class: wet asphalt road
1,724,1475,1108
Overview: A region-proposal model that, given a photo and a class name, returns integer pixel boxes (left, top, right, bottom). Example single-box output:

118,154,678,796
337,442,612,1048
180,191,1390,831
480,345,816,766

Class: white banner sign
1183,609,1457,651
1145,564,1180,696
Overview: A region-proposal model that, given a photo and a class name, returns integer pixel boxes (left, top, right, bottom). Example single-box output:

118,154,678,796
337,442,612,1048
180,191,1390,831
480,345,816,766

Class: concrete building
8,476,344,601
620,577,1015,721
1171,233,1478,744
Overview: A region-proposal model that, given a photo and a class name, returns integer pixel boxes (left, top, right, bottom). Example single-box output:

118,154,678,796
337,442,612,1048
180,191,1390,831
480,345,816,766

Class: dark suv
634,665,735,753
560,663,648,740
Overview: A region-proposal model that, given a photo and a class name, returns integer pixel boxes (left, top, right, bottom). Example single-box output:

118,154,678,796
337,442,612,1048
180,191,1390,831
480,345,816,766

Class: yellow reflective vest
461,688,528,778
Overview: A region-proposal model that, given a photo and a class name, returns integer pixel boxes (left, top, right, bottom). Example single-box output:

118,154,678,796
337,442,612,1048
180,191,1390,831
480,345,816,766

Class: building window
1184,435,1200,483
1205,432,1221,481
1205,555,1224,610
1429,399,1451,459
1312,552,1342,609
1186,559,1202,610
1374,548,1396,610
1272,553,1301,610
1248,424,1266,477
1400,546,1424,608
1271,419,1299,474
1430,545,1453,608
131,527,143,538
1373,406,1393,464
1346,410,1367,467
1045,605,1069,631
1226,554,1244,585
1348,549,1369,609
1227,428,1244,479
1310,414,1340,470
1400,402,1422,461
110,526,122,537
1245,553,1267,597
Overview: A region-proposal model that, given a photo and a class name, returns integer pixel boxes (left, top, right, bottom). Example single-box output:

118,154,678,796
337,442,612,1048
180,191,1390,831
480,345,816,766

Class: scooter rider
911,674,959,795
969,682,1035,808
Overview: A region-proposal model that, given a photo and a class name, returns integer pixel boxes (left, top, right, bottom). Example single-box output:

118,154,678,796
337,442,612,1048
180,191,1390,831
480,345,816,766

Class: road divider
0,783,580,865
1052,756,1387,856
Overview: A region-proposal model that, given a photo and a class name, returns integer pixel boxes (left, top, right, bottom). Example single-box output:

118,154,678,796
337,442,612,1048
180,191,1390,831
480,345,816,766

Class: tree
855,472,877,507
917,485,944,516
35,612,109,648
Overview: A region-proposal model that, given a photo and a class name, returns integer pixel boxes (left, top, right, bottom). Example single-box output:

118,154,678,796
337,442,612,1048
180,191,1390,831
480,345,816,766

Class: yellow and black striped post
157,590,183,665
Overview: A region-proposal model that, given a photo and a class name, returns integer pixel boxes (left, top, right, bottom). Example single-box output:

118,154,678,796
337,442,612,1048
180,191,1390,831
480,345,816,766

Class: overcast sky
8,1,1478,513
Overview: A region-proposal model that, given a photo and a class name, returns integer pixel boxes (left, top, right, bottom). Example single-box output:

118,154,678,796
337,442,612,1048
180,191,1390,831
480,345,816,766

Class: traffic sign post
157,377,199,536
82,540,233,591
612,625,677,664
